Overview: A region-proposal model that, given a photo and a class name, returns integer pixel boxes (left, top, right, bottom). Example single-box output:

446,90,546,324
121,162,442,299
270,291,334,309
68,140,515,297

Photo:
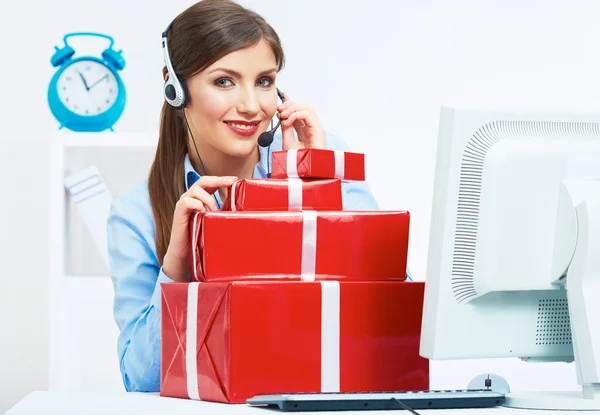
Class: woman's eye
257,77,273,87
215,78,233,87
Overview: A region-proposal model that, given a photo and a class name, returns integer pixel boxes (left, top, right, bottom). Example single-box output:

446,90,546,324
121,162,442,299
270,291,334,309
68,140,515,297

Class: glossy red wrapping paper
189,210,410,282
271,148,365,181
222,178,343,211
160,280,429,403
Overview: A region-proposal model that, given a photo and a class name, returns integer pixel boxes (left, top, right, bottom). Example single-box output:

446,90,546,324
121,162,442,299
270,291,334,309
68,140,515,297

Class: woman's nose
237,89,260,115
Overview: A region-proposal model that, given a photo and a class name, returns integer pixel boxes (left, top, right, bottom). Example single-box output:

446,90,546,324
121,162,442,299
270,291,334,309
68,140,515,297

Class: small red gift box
222,178,342,211
271,148,365,181
160,280,429,403
190,210,410,282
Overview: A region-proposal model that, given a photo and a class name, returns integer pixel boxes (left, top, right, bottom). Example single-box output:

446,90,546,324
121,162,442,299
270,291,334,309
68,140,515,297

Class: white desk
5,391,600,415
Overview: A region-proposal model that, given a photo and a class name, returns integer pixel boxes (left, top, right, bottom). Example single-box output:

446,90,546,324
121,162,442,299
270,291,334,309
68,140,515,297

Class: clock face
56,59,119,116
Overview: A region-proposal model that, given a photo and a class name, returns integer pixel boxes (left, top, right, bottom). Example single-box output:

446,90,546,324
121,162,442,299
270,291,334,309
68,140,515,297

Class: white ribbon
191,212,200,282
333,150,345,179
320,281,341,392
229,181,239,211
286,149,299,178
301,210,317,281
186,282,201,400
288,179,303,210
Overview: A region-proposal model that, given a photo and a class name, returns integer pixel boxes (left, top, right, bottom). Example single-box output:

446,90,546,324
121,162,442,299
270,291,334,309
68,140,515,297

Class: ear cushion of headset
165,84,177,101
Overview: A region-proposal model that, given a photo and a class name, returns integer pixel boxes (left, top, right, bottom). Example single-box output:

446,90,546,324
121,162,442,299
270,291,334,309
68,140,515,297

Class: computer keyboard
247,389,506,412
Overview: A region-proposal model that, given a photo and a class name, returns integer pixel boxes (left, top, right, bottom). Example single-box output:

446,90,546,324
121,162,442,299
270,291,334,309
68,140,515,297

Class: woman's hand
277,92,327,150
162,175,237,282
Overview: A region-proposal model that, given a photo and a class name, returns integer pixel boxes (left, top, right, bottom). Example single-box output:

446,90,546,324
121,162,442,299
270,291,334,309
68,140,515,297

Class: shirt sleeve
107,200,173,392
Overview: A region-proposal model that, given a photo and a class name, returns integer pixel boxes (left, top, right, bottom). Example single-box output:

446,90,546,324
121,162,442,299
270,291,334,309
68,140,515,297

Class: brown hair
148,0,286,265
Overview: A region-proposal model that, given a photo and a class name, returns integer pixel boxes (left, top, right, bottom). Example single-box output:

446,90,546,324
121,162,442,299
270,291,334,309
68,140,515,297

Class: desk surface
5,391,600,415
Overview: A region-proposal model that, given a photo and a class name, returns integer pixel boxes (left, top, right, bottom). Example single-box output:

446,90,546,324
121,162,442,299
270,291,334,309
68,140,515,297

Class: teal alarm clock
48,32,126,132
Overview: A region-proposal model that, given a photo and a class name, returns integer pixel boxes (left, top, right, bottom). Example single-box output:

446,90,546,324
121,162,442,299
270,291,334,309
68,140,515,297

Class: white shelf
49,131,157,393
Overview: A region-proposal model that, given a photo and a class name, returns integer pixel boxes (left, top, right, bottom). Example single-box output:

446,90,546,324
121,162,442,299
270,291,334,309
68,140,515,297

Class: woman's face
185,39,279,158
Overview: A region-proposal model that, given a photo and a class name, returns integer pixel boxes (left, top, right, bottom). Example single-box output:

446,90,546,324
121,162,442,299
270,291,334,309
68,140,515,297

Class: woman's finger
175,196,206,214
277,91,294,111
278,103,314,120
193,176,238,194
187,185,218,211
282,110,315,129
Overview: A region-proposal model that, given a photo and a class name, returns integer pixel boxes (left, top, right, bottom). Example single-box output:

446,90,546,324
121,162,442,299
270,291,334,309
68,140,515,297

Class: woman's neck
188,137,259,181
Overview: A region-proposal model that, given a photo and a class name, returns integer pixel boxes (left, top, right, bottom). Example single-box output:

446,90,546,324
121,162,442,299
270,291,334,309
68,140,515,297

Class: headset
161,20,286,207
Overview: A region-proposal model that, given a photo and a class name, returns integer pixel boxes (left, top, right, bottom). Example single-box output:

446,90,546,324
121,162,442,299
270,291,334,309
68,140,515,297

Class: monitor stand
504,180,600,411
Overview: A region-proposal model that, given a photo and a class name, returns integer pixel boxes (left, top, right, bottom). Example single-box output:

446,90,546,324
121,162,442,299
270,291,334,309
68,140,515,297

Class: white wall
2,0,600,411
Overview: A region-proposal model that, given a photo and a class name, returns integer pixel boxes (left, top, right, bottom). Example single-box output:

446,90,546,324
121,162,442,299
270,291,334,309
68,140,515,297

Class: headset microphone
257,87,285,148
258,127,276,147
258,88,285,178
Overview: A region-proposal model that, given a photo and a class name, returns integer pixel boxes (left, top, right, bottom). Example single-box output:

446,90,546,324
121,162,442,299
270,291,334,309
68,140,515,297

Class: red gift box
160,280,429,403
222,178,342,212
190,210,410,282
271,148,365,181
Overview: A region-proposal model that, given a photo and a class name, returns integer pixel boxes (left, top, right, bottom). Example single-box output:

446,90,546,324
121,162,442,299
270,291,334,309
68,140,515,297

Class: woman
107,0,379,392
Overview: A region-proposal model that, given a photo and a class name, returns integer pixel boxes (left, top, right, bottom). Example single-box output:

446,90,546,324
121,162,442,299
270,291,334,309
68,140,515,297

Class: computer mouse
468,373,511,394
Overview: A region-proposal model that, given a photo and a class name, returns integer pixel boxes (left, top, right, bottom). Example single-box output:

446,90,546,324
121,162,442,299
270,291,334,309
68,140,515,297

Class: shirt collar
184,153,200,190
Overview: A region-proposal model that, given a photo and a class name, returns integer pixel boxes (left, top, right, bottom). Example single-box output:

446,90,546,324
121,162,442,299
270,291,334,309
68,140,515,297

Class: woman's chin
222,140,259,158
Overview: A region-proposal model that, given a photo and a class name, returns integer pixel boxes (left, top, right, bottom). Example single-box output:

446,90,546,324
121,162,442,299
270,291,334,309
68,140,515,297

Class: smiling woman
106,0,380,393
183,39,283,163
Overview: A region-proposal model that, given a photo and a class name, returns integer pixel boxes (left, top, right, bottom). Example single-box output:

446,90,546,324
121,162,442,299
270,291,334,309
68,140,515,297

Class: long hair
148,0,286,265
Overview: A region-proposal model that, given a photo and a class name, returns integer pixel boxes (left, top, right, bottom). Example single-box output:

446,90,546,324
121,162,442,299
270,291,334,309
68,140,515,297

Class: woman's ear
162,66,169,81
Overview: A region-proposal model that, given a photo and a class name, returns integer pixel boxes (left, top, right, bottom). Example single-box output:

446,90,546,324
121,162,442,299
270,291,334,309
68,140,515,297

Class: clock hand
77,71,90,91
88,74,109,90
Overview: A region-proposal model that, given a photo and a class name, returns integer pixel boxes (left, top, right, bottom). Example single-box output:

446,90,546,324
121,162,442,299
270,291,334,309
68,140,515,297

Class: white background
2,0,600,412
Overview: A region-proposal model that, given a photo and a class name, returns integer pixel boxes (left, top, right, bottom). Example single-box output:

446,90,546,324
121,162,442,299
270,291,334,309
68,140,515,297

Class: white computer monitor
420,106,600,411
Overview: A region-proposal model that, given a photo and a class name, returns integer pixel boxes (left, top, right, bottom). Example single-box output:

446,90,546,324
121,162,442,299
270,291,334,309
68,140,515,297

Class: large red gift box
271,148,365,181
160,280,429,403
222,178,342,212
190,210,410,282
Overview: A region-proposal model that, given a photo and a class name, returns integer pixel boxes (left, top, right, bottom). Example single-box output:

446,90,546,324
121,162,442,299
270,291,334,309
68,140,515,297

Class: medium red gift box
190,210,410,282
222,178,342,212
271,148,365,180
160,280,429,403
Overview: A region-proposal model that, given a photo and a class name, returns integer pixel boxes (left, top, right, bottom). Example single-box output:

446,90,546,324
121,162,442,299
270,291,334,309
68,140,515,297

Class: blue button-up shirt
107,131,410,393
